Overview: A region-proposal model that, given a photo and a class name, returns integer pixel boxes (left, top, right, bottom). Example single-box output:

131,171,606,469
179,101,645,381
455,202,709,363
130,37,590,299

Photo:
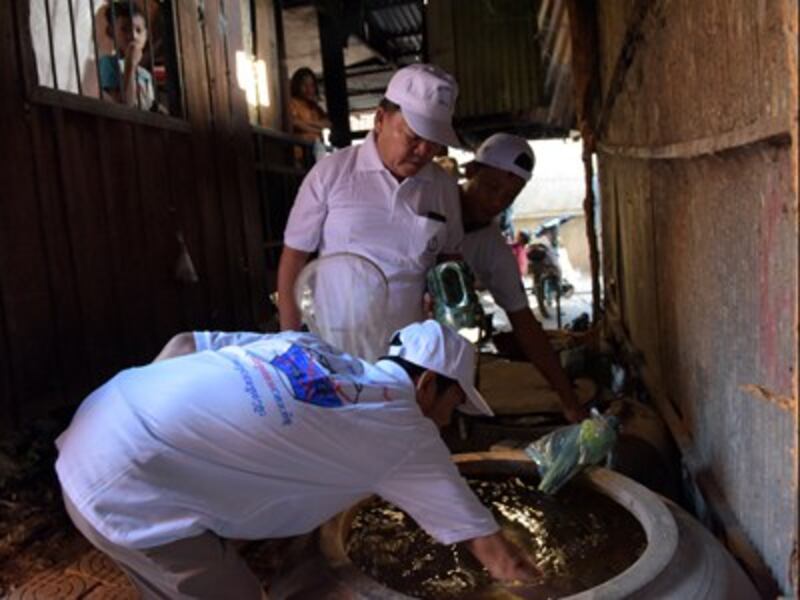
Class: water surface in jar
347,475,646,599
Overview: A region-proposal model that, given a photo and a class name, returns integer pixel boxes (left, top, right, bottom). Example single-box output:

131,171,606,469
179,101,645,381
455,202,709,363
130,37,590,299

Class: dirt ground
0,410,82,595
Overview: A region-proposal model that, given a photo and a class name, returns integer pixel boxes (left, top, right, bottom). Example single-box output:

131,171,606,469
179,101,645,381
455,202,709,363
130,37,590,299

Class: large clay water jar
310,451,758,600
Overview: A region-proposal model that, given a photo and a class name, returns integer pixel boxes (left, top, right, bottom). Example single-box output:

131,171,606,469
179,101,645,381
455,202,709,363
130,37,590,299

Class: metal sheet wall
595,0,797,592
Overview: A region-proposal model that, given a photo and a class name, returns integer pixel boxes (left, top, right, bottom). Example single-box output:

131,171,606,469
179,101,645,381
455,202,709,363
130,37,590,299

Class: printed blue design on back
270,345,342,407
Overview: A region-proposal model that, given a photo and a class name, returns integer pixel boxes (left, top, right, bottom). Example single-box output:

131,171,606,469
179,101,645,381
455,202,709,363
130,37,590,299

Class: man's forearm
466,531,539,581
277,246,311,330
508,308,585,421
123,68,137,106
153,332,196,362
291,118,324,135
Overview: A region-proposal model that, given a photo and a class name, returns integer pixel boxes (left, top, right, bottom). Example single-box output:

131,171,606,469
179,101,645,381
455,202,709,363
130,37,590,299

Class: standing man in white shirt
460,133,587,423
278,64,464,339
55,321,539,598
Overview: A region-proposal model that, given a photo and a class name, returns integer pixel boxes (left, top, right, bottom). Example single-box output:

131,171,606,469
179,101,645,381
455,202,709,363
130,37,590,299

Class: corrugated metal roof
426,0,575,141
347,0,425,113
362,0,425,63
283,0,575,136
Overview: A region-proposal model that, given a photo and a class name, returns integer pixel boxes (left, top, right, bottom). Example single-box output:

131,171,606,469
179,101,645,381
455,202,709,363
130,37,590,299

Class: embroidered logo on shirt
270,345,342,407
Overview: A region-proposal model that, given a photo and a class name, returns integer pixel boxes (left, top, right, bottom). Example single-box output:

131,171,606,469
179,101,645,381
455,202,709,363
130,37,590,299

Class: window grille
30,0,184,116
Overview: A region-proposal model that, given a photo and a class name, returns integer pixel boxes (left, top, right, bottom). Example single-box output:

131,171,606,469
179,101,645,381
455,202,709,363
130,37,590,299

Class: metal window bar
219,0,234,124
33,0,183,115
162,1,184,117
66,0,82,95
43,0,59,90
109,0,123,101
127,0,141,109
247,0,261,125
88,0,103,98
142,0,156,110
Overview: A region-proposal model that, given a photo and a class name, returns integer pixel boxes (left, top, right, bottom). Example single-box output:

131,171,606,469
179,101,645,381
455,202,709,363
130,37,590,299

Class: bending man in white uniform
460,133,587,423
278,64,464,339
55,321,539,598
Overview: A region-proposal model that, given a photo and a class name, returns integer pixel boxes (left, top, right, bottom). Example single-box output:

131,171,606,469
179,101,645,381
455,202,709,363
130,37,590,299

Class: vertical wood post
565,0,602,321
317,7,351,148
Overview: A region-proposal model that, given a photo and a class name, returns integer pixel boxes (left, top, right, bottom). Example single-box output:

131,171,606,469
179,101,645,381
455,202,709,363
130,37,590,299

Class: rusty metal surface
601,144,798,594
596,0,794,149
594,0,797,593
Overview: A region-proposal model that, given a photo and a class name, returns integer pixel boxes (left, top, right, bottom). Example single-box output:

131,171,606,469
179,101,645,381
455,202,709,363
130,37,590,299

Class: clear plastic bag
524,410,619,495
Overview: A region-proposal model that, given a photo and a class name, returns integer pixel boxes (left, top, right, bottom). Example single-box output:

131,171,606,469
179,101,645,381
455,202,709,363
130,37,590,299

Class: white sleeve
465,228,528,313
375,437,499,545
283,163,329,252
441,178,464,255
193,331,270,351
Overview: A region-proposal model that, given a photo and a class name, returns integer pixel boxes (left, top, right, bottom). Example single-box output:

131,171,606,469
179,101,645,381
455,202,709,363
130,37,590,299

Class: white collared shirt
284,133,463,335
462,223,529,314
55,330,498,549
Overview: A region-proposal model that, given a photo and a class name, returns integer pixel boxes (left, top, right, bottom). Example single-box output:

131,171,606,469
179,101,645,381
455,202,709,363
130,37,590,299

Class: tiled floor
8,538,294,599
7,549,135,599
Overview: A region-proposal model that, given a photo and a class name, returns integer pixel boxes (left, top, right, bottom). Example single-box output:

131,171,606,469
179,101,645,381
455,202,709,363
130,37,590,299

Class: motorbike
526,215,575,323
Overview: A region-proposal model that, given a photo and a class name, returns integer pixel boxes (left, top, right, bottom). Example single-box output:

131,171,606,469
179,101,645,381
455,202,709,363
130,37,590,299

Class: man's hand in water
466,531,540,582
563,401,590,424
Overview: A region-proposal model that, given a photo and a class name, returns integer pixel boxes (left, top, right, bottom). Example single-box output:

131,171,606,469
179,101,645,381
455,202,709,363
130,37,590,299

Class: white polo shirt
55,331,498,550
462,223,529,313
284,132,463,335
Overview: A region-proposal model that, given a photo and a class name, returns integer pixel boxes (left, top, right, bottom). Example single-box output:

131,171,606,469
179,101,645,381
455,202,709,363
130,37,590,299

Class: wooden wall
0,0,282,428
593,0,798,593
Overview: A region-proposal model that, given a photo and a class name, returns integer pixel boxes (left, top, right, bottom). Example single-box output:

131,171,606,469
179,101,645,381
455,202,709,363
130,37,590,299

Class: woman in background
289,67,331,162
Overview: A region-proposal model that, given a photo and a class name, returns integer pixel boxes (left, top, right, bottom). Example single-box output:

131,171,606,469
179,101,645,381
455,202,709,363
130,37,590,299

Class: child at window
100,2,155,110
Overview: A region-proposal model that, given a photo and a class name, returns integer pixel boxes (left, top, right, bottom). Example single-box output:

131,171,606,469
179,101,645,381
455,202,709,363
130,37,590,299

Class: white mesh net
294,253,391,361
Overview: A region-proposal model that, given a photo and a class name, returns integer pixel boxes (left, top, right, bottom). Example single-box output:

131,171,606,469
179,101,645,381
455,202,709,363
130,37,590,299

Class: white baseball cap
384,64,463,149
388,320,494,417
475,133,535,182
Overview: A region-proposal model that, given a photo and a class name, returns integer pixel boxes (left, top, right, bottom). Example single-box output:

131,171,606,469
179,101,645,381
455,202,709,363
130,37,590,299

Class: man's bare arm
277,246,311,330
153,332,196,362
465,531,540,582
507,307,588,423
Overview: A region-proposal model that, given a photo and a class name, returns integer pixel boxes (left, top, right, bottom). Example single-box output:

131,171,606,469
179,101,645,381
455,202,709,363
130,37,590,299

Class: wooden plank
224,0,269,329
204,0,252,328
10,0,39,96
271,0,290,132
174,0,233,329
0,1,70,423
646,376,783,599
55,110,124,384
28,106,92,407
254,0,282,130
0,2,22,426
30,87,192,133
0,279,15,427
94,117,158,365
317,7,352,148
136,127,192,345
